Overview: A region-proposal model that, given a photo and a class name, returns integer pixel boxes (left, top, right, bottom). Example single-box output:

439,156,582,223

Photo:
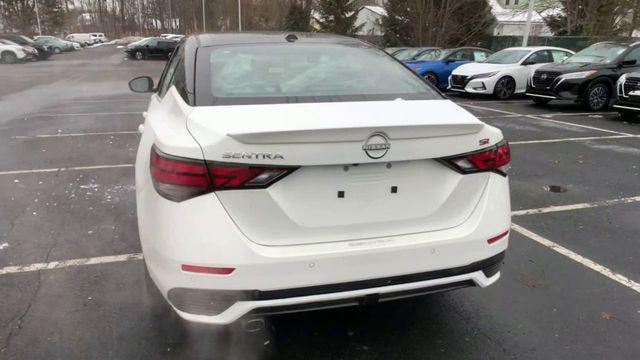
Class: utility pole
238,0,242,32
522,0,536,46
202,0,206,32
168,0,173,33
138,0,143,35
34,0,42,36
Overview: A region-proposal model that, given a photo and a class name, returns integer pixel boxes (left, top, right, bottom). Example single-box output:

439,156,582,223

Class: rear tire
493,77,516,100
0,51,17,64
423,72,438,87
52,47,61,54
532,97,552,105
582,82,611,111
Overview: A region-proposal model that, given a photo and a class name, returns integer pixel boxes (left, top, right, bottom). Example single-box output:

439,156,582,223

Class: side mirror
620,59,637,67
129,76,155,93
522,60,536,66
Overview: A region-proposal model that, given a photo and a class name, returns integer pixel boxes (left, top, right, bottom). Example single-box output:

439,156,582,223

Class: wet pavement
1,45,639,359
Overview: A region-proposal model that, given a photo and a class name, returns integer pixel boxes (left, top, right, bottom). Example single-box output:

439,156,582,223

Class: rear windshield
197,43,442,106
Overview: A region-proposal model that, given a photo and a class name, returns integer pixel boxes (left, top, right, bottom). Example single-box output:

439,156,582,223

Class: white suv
129,33,511,326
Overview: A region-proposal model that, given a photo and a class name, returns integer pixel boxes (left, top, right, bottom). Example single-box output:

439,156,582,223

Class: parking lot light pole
34,0,42,36
202,0,206,32
238,0,242,32
522,0,536,47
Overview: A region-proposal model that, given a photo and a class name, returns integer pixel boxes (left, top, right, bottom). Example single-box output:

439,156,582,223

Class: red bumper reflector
487,230,509,244
181,264,235,275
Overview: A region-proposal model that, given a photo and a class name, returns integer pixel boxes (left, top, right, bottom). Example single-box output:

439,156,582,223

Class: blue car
403,47,493,89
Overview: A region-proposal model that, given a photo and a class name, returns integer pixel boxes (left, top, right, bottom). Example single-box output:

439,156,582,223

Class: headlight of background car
470,71,499,80
560,70,597,80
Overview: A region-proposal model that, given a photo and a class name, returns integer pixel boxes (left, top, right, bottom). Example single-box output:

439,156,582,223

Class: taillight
150,145,297,202
439,141,510,176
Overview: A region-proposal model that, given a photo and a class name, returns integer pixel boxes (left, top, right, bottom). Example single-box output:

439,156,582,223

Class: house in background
354,5,386,37
490,0,552,36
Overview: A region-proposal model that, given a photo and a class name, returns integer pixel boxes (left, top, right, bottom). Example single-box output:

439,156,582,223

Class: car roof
192,32,364,48
498,46,574,52
444,47,492,52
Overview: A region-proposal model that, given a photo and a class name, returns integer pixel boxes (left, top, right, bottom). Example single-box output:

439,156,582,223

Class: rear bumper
138,171,510,325
165,252,504,324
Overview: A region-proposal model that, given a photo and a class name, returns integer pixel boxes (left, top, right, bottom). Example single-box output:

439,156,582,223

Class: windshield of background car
394,48,423,61
436,49,454,60
484,49,531,64
414,49,441,61
18,35,34,43
198,43,442,106
564,43,627,63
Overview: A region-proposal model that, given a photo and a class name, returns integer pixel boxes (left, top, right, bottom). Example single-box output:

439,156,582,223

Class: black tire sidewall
584,82,610,111
494,77,515,100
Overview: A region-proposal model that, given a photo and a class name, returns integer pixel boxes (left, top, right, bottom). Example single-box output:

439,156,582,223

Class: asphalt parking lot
1,45,640,359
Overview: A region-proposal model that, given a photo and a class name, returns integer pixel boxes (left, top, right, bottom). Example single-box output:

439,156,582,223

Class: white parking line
27,111,143,118
511,223,640,294
510,134,639,145
461,103,632,136
0,164,133,176
478,112,617,119
0,253,143,275
1,196,638,282
11,131,138,139
512,196,640,216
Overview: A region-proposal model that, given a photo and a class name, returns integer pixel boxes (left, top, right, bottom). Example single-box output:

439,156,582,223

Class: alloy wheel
135,51,143,60
495,78,515,100
423,73,438,86
588,85,608,110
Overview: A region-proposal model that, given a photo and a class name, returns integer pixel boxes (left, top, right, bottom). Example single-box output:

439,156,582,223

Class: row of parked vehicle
0,32,107,64
386,42,640,120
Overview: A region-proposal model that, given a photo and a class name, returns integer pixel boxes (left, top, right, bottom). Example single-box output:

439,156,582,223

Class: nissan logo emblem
540,73,548,80
362,133,391,159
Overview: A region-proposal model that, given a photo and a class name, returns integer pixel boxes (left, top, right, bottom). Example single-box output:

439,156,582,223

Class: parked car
125,37,177,60
0,33,51,60
0,39,38,61
128,33,510,327
526,42,640,111
90,33,108,43
450,46,574,100
33,36,74,53
393,47,441,62
404,47,494,89
0,40,27,63
613,72,640,121
66,33,94,46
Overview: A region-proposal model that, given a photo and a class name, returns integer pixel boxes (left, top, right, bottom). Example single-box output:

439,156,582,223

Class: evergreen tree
382,0,412,46
284,1,312,32
315,0,363,36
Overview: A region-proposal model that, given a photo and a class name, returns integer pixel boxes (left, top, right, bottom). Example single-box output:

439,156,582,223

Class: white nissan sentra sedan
129,33,511,326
